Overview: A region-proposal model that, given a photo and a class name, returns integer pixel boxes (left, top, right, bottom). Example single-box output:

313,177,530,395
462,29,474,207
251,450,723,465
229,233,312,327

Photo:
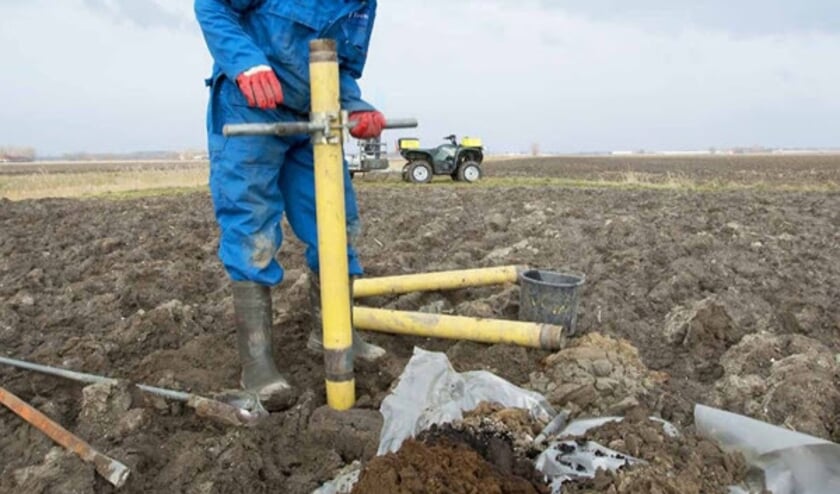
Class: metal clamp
311,111,341,145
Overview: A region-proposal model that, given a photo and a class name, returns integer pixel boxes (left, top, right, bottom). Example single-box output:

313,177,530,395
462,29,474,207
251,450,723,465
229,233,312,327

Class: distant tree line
0,146,36,162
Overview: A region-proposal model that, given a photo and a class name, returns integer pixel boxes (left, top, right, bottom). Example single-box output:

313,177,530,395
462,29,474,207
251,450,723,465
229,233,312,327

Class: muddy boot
232,281,295,411
306,273,386,362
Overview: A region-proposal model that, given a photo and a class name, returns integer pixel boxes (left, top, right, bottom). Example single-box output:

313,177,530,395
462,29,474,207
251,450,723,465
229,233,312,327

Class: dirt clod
663,296,745,382
713,332,840,441
12,447,96,494
487,213,511,232
528,333,667,416
308,406,383,462
77,380,135,439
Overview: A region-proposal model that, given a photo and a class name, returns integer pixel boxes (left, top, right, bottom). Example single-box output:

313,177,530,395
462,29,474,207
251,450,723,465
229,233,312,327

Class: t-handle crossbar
222,118,418,137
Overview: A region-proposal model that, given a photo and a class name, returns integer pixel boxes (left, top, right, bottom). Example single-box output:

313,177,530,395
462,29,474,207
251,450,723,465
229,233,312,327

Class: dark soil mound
352,424,549,494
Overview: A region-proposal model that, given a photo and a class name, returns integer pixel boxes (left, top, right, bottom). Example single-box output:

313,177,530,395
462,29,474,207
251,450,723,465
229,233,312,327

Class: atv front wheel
407,161,433,184
457,161,482,183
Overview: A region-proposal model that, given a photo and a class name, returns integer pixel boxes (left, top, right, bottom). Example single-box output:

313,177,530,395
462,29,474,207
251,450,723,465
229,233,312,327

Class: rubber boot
306,273,386,362
232,281,295,411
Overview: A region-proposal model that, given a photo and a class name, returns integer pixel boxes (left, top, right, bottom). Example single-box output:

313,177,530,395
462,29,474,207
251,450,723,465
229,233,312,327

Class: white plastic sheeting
695,404,840,494
536,440,643,493
376,347,556,455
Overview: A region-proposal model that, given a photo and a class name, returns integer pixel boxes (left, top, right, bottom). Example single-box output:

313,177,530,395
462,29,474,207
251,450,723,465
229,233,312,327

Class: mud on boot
306,272,386,362
232,281,296,411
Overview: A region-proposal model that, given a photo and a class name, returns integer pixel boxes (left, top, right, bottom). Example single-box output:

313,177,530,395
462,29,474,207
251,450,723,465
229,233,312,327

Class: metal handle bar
223,118,418,137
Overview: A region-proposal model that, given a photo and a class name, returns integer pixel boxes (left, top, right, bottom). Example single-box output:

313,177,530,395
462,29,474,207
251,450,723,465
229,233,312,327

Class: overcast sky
1,0,839,156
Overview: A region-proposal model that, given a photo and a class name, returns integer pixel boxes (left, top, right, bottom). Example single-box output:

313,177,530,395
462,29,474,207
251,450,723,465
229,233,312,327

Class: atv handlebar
223,118,418,137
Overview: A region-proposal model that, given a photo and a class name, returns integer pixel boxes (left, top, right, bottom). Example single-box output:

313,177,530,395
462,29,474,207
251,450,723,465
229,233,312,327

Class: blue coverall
194,0,377,286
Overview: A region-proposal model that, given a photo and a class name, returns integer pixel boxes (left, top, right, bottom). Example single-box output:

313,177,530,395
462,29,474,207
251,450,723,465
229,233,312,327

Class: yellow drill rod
353,265,526,299
353,307,566,351
311,39,354,410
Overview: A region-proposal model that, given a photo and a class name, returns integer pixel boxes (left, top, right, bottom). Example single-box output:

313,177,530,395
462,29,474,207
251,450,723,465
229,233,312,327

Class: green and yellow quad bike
398,134,484,184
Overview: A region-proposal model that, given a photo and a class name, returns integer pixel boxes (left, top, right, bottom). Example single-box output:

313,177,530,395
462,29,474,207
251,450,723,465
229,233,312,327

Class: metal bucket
518,269,585,336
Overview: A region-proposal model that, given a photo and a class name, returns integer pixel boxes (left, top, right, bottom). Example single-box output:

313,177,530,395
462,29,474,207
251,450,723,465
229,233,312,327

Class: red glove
349,111,386,139
236,65,284,110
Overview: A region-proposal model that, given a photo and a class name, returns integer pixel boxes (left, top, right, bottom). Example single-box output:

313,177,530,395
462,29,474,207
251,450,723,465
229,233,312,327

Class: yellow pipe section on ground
310,39,354,411
353,265,525,298
353,307,566,351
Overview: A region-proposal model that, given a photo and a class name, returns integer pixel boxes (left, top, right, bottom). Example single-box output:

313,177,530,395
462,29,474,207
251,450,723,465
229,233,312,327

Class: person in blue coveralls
194,0,387,409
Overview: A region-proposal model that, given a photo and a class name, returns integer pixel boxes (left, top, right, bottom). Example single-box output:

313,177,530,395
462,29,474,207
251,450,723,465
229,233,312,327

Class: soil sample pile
351,439,545,494
528,333,668,416
561,407,750,494
352,405,550,494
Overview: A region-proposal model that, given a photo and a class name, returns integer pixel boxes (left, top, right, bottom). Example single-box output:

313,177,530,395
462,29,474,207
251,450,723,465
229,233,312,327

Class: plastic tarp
536,439,643,493
555,415,680,439
695,404,840,494
376,347,556,455
312,461,361,494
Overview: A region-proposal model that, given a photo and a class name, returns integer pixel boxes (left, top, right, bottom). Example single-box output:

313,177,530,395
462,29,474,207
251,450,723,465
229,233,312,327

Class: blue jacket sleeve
339,2,377,112
194,0,269,81
340,74,375,113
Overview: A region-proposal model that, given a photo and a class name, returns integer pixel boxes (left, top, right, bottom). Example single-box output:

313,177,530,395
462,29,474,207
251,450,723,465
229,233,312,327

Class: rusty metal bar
0,386,130,488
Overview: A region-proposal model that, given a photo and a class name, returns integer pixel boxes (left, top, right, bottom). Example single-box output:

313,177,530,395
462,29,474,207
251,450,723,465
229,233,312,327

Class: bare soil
1,156,838,493
561,407,750,494
482,154,840,186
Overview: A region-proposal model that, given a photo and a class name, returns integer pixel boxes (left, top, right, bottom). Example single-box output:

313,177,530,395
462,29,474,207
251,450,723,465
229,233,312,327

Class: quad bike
398,135,484,184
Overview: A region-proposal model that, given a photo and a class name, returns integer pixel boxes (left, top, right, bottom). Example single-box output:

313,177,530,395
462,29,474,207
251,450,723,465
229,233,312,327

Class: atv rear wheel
407,161,433,184
457,161,482,183
401,163,411,182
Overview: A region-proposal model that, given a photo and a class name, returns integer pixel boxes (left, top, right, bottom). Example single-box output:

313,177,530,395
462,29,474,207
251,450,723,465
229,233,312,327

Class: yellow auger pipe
353,307,566,351
353,265,526,299
310,39,354,411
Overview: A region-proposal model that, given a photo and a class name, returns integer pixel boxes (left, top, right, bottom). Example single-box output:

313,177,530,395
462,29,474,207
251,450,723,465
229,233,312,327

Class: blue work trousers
207,77,362,286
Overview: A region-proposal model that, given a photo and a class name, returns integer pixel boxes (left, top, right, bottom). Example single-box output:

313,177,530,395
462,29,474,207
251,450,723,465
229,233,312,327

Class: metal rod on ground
352,307,566,350
534,410,570,445
353,265,526,299
310,38,355,411
0,356,267,426
0,386,130,488
0,356,191,400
